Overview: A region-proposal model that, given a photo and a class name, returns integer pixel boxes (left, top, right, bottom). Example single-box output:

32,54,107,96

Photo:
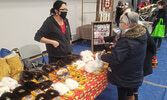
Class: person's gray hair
120,11,139,28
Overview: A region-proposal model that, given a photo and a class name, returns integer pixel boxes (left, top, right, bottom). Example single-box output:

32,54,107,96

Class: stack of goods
0,77,20,99
0,51,109,99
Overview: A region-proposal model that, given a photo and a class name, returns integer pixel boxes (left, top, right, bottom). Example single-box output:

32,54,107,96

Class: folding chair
19,44,47,70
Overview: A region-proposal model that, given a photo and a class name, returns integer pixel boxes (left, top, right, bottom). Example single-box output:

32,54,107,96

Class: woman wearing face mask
34,0,72,63
100,11,147,100
152,0,167,50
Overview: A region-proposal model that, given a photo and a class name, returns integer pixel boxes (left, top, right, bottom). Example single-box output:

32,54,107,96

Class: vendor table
59,70,109,100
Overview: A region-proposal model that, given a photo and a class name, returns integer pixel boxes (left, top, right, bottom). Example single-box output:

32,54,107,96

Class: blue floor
72,39,167,100
72,40,91,54
139,38,167,100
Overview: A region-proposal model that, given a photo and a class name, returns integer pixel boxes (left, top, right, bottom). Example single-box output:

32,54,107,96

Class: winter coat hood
122,24,146,38
122,24,147,44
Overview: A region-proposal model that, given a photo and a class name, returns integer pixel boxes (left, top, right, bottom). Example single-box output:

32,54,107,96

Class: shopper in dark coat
101,12,147,100
144,28,156,76
132,26,156,100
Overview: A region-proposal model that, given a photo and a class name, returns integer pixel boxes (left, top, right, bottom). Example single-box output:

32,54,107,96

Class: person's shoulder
40,16,53,26
46,16,54,21
44,16,53,22
64,18,69,23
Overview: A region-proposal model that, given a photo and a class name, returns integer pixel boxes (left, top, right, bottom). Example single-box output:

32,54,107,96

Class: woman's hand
98,35,104,41
108,67,112,72
52,40,59,48
70,40,72,45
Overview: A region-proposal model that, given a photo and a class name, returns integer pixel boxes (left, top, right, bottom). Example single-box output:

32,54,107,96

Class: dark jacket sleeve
65,19,72,40
101,39,130,66
104,36,115,42
146,29,156,55
34,19,50,42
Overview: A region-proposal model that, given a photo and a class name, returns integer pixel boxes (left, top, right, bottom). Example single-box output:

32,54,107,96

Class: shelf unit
91,21,113,52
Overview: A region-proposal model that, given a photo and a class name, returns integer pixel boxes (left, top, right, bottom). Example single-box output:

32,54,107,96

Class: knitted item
0,58,11,81
6,54,23,80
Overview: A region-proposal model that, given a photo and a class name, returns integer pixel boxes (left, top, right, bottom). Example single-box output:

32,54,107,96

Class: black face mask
60,12,67,19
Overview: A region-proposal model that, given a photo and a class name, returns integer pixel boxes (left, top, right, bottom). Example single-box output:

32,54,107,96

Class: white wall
0,0,131,51
83,0,96,25
0,0,81,51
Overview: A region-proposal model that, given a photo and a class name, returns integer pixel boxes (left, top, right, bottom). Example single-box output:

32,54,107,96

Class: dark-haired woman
115,1,124,27
34,0,72,63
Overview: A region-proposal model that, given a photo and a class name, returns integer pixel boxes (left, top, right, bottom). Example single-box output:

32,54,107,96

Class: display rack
91,21,113,52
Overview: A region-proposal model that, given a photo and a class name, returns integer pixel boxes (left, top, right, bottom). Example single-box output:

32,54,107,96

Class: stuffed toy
61,57,73,65
56,67,71,81
22,94,35,100
31,70,48,82
20,70,34,81
80,50,93,57
1,77,19,90
73,60,86,70
52,82,69,95
0,58,11,81
101,62,109,69
31,89,44,97
19,70,48,85
65,78,79,90
45,89,59,100
12,86,31,99
55,60,66,67
82,55,94,63
66,64,88,85
48,54,81,69
41,64,58,81
23,81,39,91
31,70,44,81
49,63,60,70
0,82,10,97
35,93,47,100
84,61,97,73
5,52,23,81
65,78,86,91
52,82,75,98
0,92,17,100
69,53,81,61
34,89,60,100
62,54,81,65
19,70,34,85
38,80,53,90
42,64,54,74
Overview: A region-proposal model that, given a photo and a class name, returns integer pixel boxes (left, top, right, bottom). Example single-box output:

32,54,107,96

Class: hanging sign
101,0,113,11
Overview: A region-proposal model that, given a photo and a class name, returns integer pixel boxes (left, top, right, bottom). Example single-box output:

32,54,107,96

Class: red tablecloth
60,70,109,100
